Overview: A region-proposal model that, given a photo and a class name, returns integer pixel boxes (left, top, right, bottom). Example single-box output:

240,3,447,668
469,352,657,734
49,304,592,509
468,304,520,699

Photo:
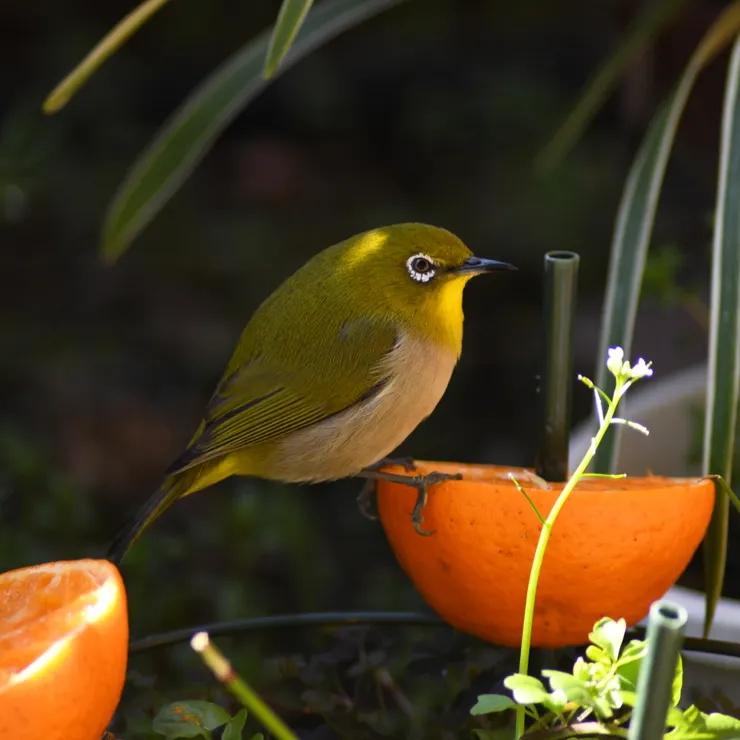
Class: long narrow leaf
43,0,175,114
536,0,689,174
592,101,688,473
102,0,406,262
702,34,740,637
709,475,740,518
592,0,740,475
264,0,316,79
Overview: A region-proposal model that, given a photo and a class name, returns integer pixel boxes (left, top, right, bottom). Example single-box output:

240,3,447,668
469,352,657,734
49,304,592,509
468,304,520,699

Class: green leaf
591,103,677,474
666,706,689,727
584,645,608,665
672,653,684,707
264,0,315,78
248,735,265,740
543,690,568,714
592,0,740,475
503,675,550,705
223,709,248,740
470,694,517,715
43,0,174,113
667,704,740,738
615,640,647,691
618,690,638,708
153,700,231,739
572,656,593,681
681,704,705,728
704,713,740,731
619,639,648,663
101,0,407,262
153,718,209,738
589,617,626,662
541,670,598,711
702,33,740,637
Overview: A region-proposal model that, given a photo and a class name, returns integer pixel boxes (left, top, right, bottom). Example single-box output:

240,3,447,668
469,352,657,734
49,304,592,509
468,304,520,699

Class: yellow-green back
173,223,480,472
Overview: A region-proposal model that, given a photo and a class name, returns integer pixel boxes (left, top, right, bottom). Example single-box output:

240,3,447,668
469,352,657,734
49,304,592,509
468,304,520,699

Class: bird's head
335,223,516,350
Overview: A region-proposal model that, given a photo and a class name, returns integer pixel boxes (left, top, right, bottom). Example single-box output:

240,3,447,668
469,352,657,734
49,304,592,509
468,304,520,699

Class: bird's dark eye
406,253,437,283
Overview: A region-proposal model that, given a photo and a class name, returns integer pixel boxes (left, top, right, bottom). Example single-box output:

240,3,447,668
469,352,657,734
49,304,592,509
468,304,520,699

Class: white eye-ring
406,253,436,283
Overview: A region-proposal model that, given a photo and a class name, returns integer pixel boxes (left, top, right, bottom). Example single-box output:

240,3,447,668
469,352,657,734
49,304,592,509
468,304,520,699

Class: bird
107,223,516,564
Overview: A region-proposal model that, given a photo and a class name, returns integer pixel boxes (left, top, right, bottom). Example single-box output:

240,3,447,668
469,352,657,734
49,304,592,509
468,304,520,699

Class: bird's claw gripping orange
410,471,462,536
358,467,462,536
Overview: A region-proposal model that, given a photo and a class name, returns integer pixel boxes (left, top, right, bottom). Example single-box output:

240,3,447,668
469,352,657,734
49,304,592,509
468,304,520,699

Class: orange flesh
0,559,129,740
0,570,103,676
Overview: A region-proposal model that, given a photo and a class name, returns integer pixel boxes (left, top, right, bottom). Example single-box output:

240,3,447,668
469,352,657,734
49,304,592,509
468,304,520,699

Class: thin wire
128,611,740,660
129,611,445,653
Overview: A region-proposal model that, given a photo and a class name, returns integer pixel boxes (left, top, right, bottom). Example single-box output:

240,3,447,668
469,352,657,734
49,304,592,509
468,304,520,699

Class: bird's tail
107,474,188,565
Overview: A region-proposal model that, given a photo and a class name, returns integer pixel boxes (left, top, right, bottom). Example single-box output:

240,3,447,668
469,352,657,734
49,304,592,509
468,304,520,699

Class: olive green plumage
107,223,515,563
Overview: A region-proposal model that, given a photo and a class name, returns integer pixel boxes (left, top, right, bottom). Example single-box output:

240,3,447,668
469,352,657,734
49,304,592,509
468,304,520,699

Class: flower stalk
515,348,653,739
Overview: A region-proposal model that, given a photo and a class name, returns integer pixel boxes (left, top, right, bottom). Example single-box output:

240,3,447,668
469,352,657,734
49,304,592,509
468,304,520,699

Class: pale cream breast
268,332,459,482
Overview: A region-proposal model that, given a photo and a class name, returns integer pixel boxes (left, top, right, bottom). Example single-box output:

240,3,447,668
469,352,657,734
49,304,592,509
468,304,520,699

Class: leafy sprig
512,347,653,738
152,700,260,740
471,617,740,740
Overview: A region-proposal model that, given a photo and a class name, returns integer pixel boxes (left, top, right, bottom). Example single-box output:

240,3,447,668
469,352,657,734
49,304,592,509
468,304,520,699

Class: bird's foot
355,457,418,522
366,456,418,473
356,478,379,521
356,468,462,536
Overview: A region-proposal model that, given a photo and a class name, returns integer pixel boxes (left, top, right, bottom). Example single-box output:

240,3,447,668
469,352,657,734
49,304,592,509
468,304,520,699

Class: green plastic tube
536,250,580,482
628,599,688,740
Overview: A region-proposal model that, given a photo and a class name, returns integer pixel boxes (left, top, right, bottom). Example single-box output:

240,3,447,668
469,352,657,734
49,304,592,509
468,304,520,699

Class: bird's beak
453,256,518,275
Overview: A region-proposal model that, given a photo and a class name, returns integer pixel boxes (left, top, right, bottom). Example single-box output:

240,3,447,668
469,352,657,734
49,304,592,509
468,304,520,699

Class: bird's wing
167,316,399,474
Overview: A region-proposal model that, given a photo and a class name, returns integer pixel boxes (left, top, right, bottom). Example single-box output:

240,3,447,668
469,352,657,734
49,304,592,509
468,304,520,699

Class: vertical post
628,600,687,740
536,251,580,482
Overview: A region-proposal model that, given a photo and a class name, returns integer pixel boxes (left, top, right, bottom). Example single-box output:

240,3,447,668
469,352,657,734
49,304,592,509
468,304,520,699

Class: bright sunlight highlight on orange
0,559,128,740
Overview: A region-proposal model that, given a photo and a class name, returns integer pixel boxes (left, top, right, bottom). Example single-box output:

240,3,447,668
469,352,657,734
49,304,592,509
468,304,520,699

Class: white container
569,363,740,702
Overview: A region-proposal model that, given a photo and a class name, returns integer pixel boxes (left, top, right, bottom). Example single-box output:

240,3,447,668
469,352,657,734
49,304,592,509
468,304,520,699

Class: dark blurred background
0,0,732,736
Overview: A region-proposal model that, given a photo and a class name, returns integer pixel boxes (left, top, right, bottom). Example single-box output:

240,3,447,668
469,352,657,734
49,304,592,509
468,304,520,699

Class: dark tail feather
107,475,186,565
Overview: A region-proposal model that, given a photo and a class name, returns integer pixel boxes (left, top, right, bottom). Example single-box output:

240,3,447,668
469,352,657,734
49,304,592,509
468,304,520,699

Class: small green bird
107,223,515,563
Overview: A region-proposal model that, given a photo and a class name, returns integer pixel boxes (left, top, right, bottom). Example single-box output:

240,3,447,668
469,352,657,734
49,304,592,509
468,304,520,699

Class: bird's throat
425,276,470,357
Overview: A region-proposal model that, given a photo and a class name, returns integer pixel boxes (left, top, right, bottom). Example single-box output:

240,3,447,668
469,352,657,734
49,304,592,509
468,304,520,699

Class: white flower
630,358,653,379
606,347,625,377
606,346,653,381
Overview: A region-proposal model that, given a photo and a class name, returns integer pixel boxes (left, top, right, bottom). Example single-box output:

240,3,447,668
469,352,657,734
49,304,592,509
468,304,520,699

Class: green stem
192,631,298,740
515,381,623,739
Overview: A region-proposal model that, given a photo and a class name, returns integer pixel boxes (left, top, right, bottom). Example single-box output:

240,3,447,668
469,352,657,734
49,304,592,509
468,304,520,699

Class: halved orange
377,462,714,648
0,559,129,740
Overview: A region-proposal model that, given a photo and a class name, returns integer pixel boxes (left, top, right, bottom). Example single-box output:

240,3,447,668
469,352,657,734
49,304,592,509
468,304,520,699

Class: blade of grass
591,104,671,474
592,0,740,476
43,0,175,114
264,0,316,79
536,0,690,174
702,34,740,637
101,0,406,262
